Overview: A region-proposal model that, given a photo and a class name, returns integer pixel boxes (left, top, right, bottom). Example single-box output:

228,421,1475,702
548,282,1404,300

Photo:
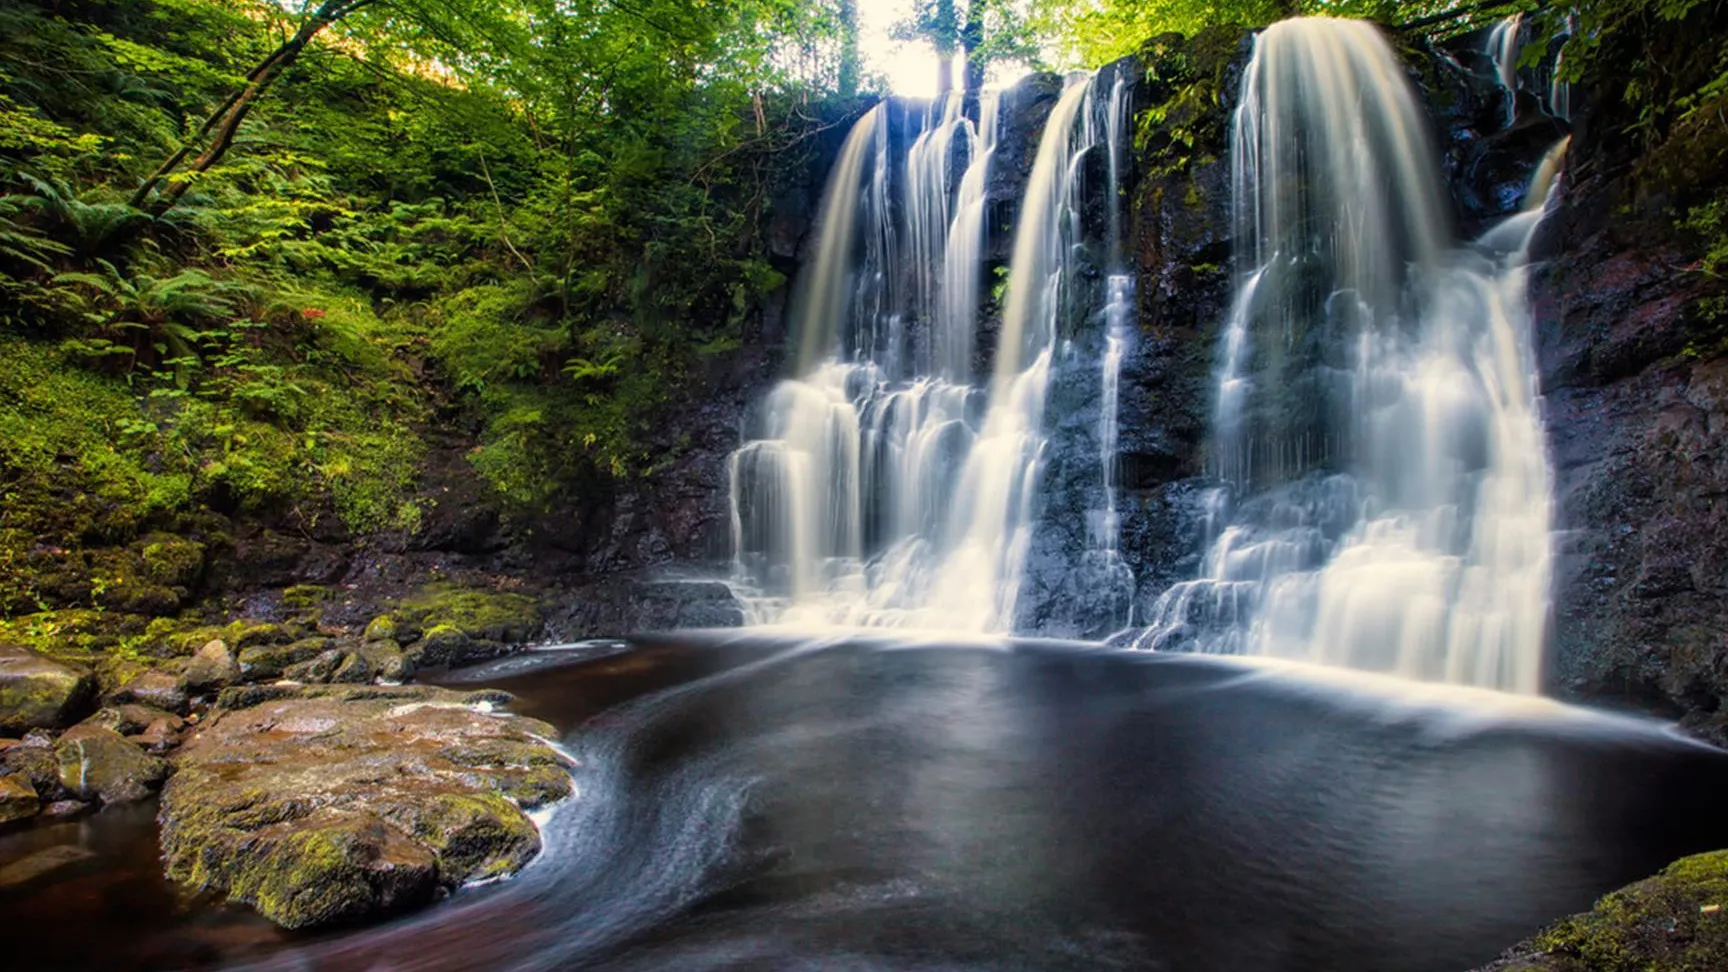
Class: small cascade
1086,73,1136,633
1483,13,1573,124
1485,14,1524,126
730,71,1130,632
1135,18,1560,693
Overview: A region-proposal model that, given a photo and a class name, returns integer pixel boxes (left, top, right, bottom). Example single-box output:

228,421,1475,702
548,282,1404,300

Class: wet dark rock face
1017,35,1245,637
1517,3,1728,737
1533,152,1728,737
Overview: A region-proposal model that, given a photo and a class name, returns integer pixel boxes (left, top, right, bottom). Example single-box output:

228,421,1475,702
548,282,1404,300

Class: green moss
281,585,331,609
1530,850,1728,971
393,584,543,643
0,609,153,666
390,790,537,883
362,614,398,643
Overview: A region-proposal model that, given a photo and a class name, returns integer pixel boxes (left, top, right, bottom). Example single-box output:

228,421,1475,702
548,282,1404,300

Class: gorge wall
1527,3,1728,739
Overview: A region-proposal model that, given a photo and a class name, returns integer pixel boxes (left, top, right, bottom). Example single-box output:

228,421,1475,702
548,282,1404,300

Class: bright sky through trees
860,0,1033,96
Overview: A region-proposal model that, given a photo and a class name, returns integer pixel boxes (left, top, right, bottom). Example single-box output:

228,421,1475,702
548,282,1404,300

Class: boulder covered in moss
363,615,399,644
0,772,38,823
53,724,168,804
237,637,330,680
408,624,473,669
358,640,412,682
1474,851,1728,971
396,585,543,645
0,645,93,735
159,683,573,930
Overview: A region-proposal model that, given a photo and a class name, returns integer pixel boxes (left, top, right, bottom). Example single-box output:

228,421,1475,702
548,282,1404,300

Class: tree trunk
838,0,861,97
935,0,958,95
131,0,373,215
961,0,986,93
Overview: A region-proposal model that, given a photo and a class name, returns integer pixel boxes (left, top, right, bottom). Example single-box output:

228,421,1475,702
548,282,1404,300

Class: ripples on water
134,631,1723,972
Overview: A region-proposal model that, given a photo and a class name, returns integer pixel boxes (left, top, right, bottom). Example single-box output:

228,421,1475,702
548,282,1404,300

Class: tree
895,0,961,94
838,0,862,97
898,0,1038,92
131,0,376,215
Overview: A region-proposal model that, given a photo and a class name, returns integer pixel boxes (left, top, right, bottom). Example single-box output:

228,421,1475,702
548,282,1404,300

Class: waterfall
1135,18,1559,693
1089,74,1136,632
1485,14,1524,126
1484,13,1573,124
730,73,1128,632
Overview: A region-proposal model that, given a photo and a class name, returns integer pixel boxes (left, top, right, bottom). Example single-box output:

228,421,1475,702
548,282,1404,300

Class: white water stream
1133,18,1562,693
730,77,1132,632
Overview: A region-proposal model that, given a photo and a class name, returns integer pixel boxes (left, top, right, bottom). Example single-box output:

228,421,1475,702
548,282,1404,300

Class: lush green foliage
0,0,839,593
1029,0,1493,66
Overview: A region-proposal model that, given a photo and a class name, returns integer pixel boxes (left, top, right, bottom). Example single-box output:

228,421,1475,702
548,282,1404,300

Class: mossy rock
329,651,371,685
0,646,94,735
283,649,344,684
160,684,571,929
105,669,189,714
357,641,412,683
0,772,39,824
184,639,240,692
167,809,438,930
362,615,398,644
238,638,331,680
393,585,544,645
1479,850,1728,971
408,625,472,669
224,621,293,651
53,724,167,804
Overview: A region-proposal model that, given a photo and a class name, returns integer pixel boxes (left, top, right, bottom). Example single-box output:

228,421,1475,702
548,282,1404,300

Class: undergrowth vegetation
0,0,835,617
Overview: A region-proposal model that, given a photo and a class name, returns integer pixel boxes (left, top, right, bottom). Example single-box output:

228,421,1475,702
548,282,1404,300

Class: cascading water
1086,74,1137,633
1134,18,1560,693
730,75,1128,633
1484,13,1573,123
1485,14,1524,126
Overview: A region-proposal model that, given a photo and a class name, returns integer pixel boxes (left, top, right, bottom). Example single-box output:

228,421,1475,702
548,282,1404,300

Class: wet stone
0,646,93,735
0,772,38,824
160,683,572,930
53,724,168,804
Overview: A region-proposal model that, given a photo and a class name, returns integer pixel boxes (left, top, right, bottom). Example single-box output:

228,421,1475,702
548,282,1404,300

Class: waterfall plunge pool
10,630,1728,971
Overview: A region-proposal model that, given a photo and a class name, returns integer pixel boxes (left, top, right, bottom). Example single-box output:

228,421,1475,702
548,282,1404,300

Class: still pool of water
5,631,1728,971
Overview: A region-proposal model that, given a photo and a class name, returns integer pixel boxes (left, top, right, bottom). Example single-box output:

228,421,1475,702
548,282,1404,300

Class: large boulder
53,724,168,804
160,684,573,930
0,645,93,735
